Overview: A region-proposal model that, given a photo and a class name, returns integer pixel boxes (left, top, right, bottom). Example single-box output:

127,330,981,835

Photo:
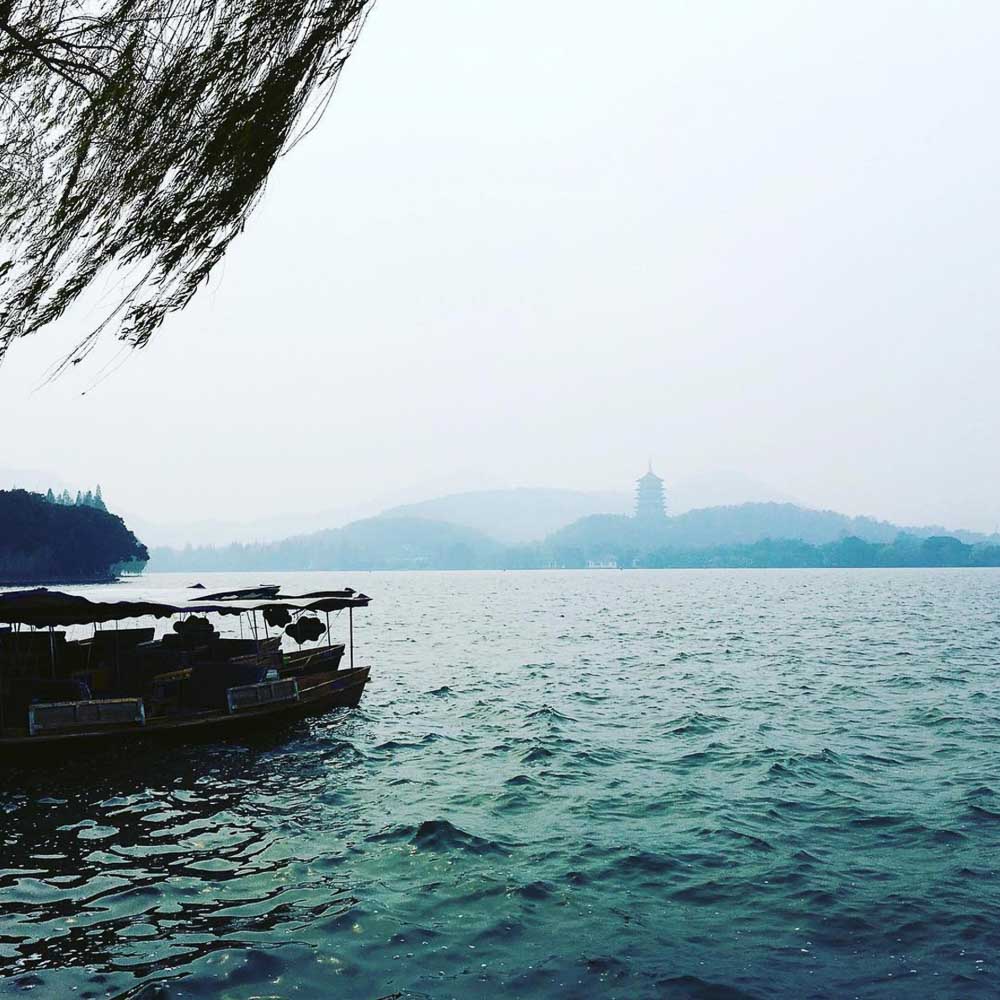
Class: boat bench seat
227,678,299,713
29,698,145,736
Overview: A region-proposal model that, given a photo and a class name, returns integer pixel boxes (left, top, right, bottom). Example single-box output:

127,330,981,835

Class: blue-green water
2,569,1000,999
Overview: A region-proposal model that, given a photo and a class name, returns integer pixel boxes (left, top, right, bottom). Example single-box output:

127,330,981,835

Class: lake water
2,569,1000,999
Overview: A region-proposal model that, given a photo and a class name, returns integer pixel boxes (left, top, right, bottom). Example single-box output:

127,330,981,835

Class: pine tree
83,490,94,507
45,488,55,503
74,491,82,506
60,489,71,505
93,485,107,512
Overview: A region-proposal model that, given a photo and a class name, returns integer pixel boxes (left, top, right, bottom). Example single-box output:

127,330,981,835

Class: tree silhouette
0,0,374,369
0,488,148,582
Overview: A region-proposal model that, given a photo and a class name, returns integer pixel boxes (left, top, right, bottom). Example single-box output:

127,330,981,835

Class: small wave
968,804,1000,822
510,879,554,900
760,747,846,782
574,746,626,768
583,954,629,978
610,850,682,876
525,706,577,723
913,707,967,727
654,975,760,999
850,814,908,828
931,828,966,843
569,691,609,704
965,784,997,799
670,880,732,904
367,819,510,855
664,712,730,736
714,828,773,851
792,849,823,863
372,739,426,753
791,888,839,906
418,732,454,744
670,744,731,767
858,752,906,766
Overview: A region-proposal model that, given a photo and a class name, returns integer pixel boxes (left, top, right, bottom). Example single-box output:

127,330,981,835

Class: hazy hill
131,474,793,548
379,488,633,544
148,501,998,573
122,501,377,548
378,475,797,544
0,490,148,584
149,516,503,572
546,502,996,559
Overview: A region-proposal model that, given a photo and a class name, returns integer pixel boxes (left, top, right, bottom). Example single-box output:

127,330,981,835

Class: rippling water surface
2,569,1000,999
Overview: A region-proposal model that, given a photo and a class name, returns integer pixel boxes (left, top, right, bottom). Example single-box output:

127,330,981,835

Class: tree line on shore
148,514,1000,572
600,534,1000,570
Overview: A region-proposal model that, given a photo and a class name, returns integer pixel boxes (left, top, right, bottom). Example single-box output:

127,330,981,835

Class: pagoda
634,462,667,521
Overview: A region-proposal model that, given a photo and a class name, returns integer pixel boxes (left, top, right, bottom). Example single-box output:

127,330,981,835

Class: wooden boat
0,587,372,754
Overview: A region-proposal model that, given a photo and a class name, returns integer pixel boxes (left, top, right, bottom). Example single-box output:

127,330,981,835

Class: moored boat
0,587,373,754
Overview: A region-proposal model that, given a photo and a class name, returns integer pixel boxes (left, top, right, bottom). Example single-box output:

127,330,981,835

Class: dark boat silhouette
0,588,372,753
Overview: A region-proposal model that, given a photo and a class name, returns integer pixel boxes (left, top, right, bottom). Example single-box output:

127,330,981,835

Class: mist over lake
2,569,998,998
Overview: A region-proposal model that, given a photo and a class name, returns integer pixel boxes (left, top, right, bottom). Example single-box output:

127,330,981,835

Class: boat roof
195,584,282,601
0,588,371,627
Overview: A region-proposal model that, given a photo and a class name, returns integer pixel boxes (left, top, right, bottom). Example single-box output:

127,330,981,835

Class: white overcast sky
2,0,999,532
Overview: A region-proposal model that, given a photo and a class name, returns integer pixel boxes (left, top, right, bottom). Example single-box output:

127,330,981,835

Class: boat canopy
0,589,370,627
197,585,281,601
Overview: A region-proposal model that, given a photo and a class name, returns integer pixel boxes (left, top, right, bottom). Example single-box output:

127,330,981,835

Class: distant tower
634,461,667,520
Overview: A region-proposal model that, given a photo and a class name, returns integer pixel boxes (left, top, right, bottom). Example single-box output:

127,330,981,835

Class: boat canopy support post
349,606,354,669
250,611,260,659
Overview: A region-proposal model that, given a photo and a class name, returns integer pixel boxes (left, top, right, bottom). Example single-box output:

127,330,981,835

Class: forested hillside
150,516,502,572
147,500,1000,572
0,490,148,583
546,502,992,556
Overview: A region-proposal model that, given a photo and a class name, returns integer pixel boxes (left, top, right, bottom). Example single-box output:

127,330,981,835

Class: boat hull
0,666,370,755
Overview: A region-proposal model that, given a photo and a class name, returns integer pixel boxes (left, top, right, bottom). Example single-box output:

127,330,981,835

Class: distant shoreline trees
145,518,1000,573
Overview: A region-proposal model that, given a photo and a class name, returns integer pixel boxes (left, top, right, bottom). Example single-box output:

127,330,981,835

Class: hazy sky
2,0,999,532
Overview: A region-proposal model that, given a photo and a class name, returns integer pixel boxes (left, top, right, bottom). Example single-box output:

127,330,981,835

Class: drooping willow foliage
0,0,374,368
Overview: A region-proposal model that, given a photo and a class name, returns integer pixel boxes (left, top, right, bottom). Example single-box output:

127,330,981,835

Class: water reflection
1,716,369,992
